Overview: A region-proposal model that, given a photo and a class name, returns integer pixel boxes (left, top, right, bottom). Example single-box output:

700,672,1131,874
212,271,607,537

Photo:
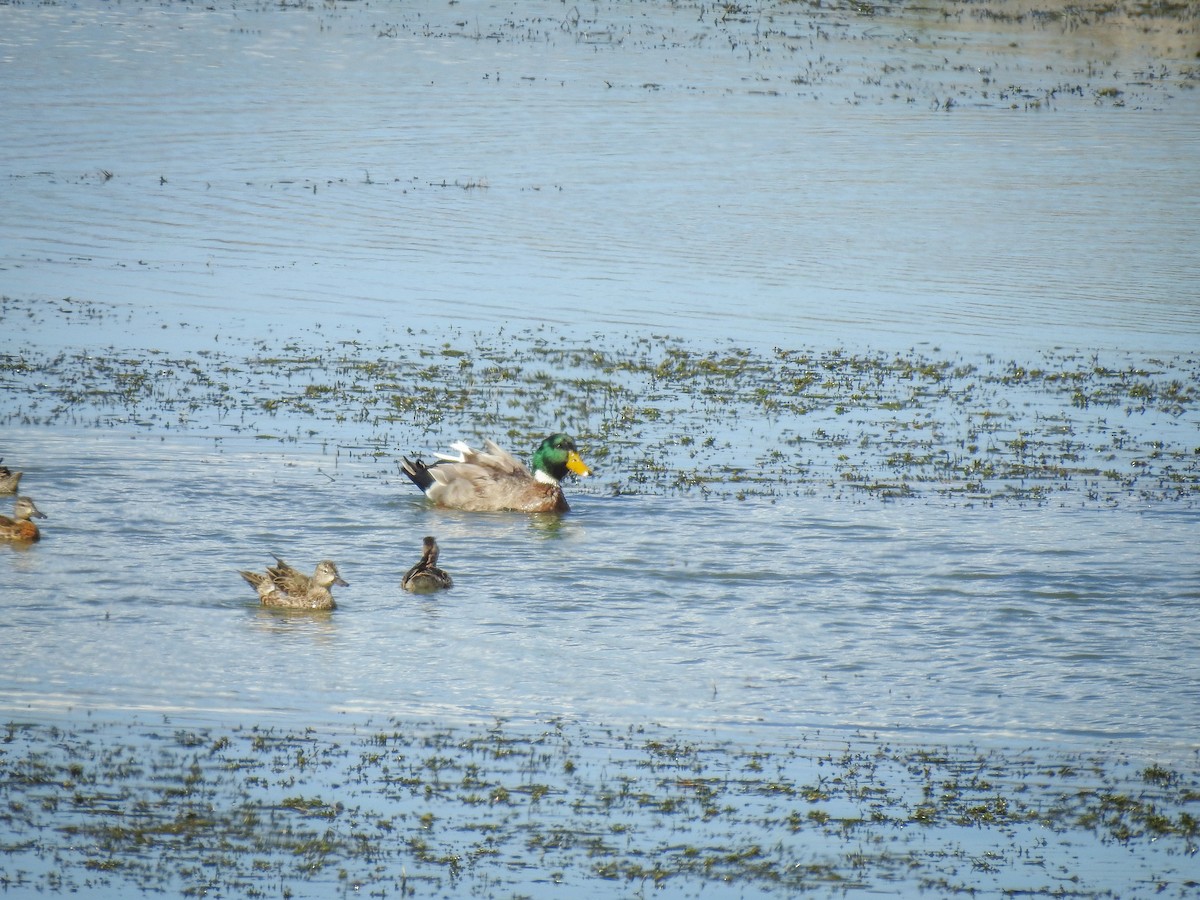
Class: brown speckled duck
401,536,453,593
400,433,591,513
239,555,347,610
0,460,22,494
0,496,45,542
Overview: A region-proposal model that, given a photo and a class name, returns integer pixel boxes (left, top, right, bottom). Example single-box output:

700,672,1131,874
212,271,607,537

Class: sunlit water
2,427,1197,758
2,0,1197,356
1,2,1199,894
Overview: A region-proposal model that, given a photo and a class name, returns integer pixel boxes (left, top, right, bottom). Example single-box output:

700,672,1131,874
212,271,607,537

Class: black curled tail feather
401,457,435,493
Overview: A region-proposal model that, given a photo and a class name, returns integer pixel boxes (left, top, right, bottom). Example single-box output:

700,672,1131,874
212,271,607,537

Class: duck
400,433,591,513
0,496,45,542
402,535,453,593
239,555,347,610
0,460,22,493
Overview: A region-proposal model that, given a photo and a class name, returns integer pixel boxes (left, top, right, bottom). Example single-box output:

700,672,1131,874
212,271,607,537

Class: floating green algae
1,717,1197,898
3,296,1197,507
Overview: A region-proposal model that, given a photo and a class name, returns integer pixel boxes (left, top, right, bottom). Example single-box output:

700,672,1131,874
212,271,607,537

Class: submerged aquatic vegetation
3,296,1198,507
360,0,1197,108
0,717,1196,898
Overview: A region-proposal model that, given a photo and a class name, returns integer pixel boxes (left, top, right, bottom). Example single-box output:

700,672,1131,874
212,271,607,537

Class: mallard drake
0,496,45,542
0,460,22,493
239,555,347,610
400,433,591,513
402,535,453,593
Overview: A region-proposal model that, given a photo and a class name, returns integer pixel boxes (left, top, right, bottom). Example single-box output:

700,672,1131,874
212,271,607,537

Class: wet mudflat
2,0,1199,897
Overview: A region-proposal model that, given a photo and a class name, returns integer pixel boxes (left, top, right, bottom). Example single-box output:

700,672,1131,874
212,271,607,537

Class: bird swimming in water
239,555,347,610
0,496,45,542
400,433,591,513
401,536,453,593
0,460,22,494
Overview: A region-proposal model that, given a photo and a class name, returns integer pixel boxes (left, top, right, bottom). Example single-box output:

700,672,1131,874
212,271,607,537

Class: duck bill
334,576,349,587
566,451,591,478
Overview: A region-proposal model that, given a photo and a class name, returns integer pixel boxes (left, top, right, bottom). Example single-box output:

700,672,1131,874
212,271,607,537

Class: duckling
401,433,591,513
0,496,45,542
0,460,22,494
239,555,347,610
402,536,453,593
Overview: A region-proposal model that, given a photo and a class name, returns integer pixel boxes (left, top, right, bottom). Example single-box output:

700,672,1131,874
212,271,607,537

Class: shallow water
2,0,1199,896
2,425,1197,753
2,0,1198,355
